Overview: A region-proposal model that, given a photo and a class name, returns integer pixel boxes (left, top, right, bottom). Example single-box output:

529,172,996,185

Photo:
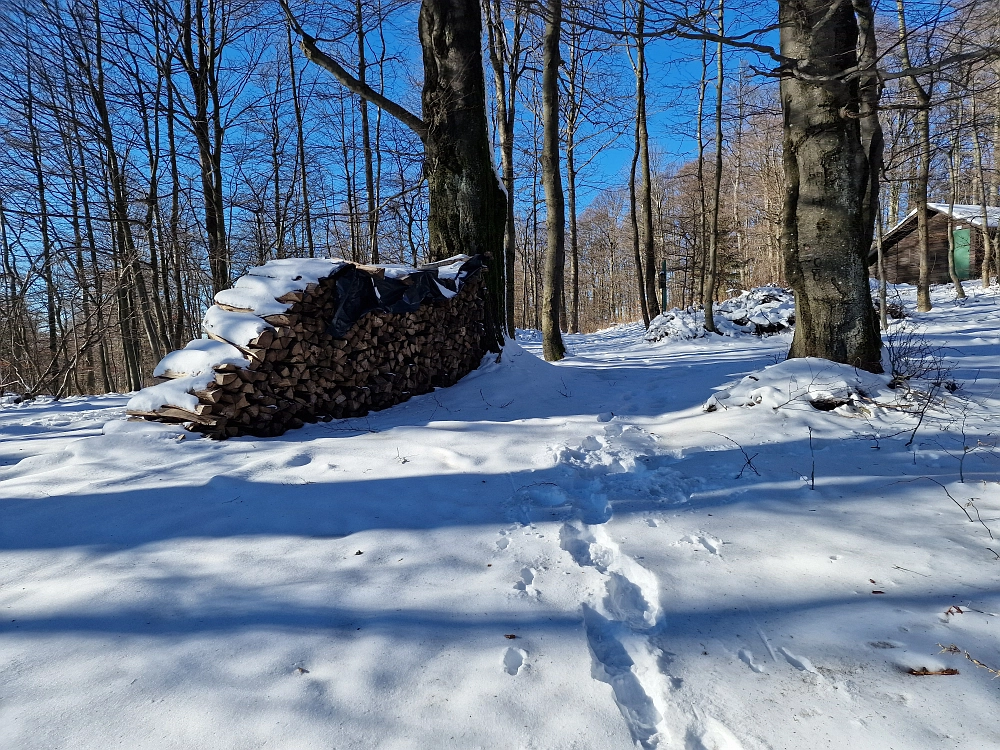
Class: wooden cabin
870,203,1000,284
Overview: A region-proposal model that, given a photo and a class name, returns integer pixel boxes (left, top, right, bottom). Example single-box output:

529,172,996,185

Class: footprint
738,648,765,674
685,716,745,750
496,536,510,550
682,534,723,556
513,567,536,594
580,435,602,451
604,572,656,630
560,524,661,629
503,647,526,675
284,453,311,467
779,647,818,674
645,518,659,528
583,606,664,748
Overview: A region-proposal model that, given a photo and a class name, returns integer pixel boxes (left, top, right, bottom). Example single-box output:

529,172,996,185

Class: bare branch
278,0,427,143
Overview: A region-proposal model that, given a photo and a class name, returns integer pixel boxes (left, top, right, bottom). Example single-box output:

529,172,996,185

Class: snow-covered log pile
127,255,487,438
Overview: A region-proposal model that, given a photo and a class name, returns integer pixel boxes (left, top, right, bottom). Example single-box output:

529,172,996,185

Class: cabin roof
882,203,1000,247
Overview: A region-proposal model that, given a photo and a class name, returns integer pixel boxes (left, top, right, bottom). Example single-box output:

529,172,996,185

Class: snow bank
645,287,794,342
704,357,894,414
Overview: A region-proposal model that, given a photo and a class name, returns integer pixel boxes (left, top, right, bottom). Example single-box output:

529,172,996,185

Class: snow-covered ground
2,282,999,749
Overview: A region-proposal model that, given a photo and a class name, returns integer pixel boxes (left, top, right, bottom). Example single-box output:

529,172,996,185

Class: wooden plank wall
874,211,995,284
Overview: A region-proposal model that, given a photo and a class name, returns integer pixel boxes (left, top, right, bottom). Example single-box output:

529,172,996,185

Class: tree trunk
895,0,931,312
287,24,315,258
178,0,229,295
629,117,649,327
564,16,581,334
703,0,724,334
779,0,882,372
971,92,994,287
635,2,659,319
539,0,566,361
484,0,526,337
357,0,379,263
695,35,708,305
419,0,507,351
946,143,966,299
286,0,505,348
24,57,59,376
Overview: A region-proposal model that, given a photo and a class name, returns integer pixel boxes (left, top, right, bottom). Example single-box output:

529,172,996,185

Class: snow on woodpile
645,286,795,342
127,255,488,438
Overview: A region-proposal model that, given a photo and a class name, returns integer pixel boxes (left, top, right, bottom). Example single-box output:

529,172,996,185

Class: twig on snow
939,644,1000,678
707,431,760,478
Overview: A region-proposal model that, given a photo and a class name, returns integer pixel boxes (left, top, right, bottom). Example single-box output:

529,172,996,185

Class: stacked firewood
128,262,486,438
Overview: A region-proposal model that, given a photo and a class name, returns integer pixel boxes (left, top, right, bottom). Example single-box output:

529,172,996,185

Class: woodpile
127,259,487,438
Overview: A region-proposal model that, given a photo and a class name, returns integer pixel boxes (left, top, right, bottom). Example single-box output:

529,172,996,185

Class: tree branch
278,0,427,143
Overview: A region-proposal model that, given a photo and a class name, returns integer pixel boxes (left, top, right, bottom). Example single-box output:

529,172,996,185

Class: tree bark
356,0,379,263
286,0,505,348
779,0,882,372
629,116,649,327
484,0,526,337
176,0,229,295
946,142,966,299
635,2,659,320
971,91,994,287
895,0,932,312
419,0,507,351
286,24,315,258
703,0,724,334
540,0,566,361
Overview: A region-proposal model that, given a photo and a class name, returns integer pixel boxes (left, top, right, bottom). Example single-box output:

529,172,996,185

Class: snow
377,264,416,279
152,338,249,379
925,202,1000,229
886,203,1000,238
202,306,275,349
4,281,1000,749
703,357,896,413
646,287,795,342
246,257,347,285
435,259,469,280
125,371,216,413
214,258,347,315
214,275,298,316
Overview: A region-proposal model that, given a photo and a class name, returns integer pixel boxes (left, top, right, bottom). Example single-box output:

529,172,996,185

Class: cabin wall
874,212,992,285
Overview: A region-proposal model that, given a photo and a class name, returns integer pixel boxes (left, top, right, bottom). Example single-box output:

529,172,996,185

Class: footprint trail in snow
501,419,744,749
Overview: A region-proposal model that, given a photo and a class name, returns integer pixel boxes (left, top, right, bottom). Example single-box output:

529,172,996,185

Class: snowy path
2,285,1000,749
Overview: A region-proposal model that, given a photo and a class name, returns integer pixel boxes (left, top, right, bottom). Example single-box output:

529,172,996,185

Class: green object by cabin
953,228,971,280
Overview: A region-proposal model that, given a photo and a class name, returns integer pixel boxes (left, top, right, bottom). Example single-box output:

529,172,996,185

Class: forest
0,0,997,395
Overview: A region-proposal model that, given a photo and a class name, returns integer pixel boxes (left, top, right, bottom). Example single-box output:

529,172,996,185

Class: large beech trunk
419,0,507,352
779,0,882,372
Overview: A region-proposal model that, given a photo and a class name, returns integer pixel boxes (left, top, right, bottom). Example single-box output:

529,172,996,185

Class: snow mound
644,308,706,342
645,287,794,342
704,357,894,414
